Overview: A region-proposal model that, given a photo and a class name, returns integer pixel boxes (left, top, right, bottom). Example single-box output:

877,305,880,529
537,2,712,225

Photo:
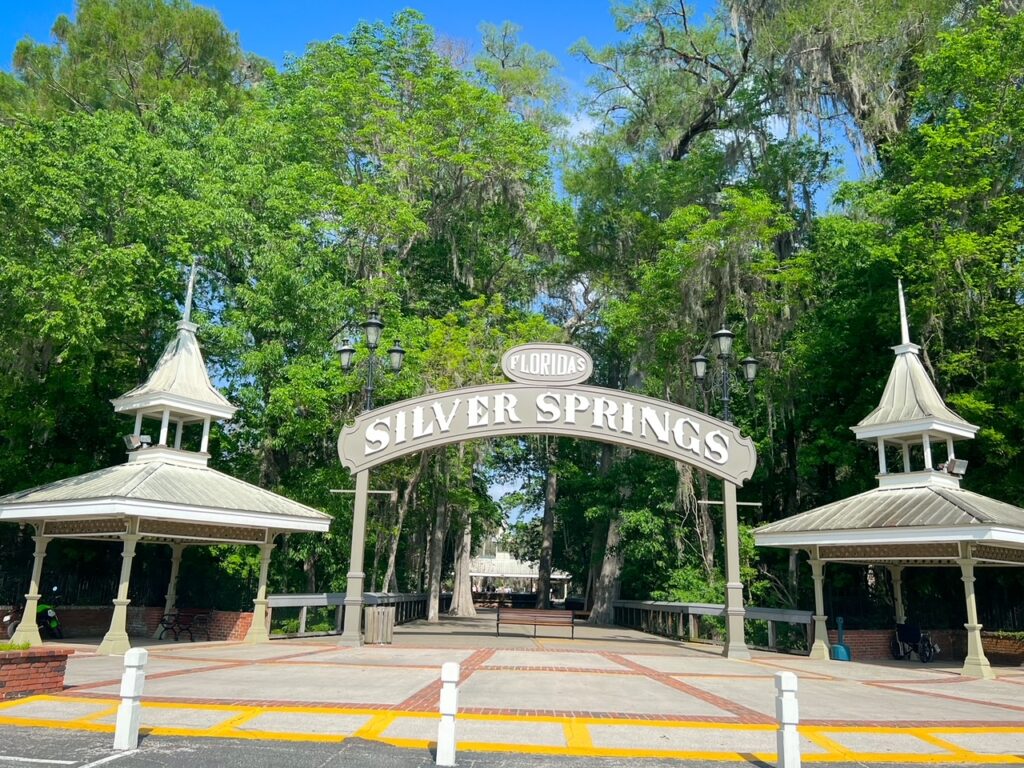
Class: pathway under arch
337,344,757,657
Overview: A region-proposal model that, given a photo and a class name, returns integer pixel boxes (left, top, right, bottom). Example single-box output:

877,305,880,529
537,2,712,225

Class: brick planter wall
54,606,251,641
208,610,252,641
0,649,72,700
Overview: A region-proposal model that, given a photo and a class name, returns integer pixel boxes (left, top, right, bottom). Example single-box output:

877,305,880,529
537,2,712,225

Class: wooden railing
613,600,813,652
267,592,428,636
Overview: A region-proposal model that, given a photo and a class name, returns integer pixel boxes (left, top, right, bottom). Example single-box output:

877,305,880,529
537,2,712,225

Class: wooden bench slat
496,607,575,638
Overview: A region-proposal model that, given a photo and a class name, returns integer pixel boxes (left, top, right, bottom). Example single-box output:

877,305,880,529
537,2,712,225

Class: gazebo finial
898,278,910,346
182,256,200,324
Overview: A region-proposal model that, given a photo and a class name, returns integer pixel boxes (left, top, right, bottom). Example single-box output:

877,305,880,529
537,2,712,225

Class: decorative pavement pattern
1,618,1023,765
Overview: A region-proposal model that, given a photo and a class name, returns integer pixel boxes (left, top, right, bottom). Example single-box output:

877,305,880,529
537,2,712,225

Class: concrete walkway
1,613,1022,764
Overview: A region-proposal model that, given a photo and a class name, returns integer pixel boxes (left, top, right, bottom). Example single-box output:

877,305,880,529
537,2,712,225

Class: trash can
363,606,396,644
830,616,851,661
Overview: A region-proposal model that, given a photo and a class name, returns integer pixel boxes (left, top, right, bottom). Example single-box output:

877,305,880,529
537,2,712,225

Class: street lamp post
689,326,758,660
690,327,758,423
334,310,405,411
334,310,404,647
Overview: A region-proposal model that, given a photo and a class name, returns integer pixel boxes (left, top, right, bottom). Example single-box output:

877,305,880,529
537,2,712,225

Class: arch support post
722,482,750,659
98,532,140,655
808,549,830,660
339,470,370,647
11,530,51,647
958,543,994,679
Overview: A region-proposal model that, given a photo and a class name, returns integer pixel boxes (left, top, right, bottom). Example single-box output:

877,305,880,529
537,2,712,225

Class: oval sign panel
501,343,593,385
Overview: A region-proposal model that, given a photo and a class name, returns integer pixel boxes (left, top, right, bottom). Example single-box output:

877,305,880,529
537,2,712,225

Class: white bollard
775,671,800,768
435,661,460,767
113,647,148,751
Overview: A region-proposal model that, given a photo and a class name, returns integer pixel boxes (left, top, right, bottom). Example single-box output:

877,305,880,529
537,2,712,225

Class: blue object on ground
831,616,852,661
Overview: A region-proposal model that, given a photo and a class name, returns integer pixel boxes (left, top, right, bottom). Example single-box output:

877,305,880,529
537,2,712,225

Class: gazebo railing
267,592,428,635
613,599,813,652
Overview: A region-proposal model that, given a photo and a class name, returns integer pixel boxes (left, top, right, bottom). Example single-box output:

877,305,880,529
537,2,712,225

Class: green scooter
2,586,63,640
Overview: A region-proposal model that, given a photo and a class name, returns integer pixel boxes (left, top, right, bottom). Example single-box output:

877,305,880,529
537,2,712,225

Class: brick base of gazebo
827,628,1023,664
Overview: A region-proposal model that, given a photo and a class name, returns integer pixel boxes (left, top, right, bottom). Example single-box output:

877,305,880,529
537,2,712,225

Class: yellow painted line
0,716,114,733
802,729,852,758
563,719,593,749
4,694,1023,764
352,712,397,740
204,709,262,736
74,704,120,722
911,730,978,757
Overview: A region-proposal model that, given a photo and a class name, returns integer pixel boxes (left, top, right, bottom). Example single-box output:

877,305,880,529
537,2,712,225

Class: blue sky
0,1,676,92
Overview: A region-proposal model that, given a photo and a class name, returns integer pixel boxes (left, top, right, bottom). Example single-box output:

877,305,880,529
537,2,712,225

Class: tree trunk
426,462,449,623
536,438,558,609
584,517,606,611
303,552,316,593
383,451,429,593
697,469,716,576
587,513,624,625
448,512,476,616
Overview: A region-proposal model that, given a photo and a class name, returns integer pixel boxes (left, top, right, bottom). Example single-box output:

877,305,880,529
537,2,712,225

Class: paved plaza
1,613,1023,765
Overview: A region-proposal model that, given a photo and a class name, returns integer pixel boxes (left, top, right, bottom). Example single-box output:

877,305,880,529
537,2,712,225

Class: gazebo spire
851,281,977,484
898,278,911,346
110,259,236,456
182,256,199,324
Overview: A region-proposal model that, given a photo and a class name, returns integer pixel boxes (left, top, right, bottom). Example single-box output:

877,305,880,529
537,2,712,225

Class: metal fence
266,592,428,636
613,599,813,652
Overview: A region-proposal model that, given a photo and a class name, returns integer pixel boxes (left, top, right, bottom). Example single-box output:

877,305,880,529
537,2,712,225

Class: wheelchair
890,622,939,663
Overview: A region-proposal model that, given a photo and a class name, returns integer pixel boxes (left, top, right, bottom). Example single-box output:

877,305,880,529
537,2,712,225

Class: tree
0,0,264,122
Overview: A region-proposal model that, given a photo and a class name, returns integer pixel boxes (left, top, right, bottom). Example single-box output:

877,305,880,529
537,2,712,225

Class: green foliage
0,0,263,121
0,642,31,652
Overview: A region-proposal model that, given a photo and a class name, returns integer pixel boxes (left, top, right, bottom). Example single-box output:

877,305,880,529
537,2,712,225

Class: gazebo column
153,543,186,638
922,433,933,470
958,543,994,679
244,538,275,643
876,438,887,474
200,417,211,453
173,420,184,449
340,470,370,647
722,482,750,659
98,533,140,655
11,531,51,647
808,548,831,660
890,565,906,624
158,409,171,446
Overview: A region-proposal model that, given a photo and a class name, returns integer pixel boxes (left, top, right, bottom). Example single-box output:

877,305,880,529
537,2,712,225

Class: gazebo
0,286,331,654
754,284,1024,679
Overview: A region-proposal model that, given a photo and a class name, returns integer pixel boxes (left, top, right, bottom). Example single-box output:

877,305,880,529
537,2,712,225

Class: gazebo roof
754,282,1022,567
851,283,976,442
852,343,977,440
755,475,1024,551
111,320,237,423
0,447,331,541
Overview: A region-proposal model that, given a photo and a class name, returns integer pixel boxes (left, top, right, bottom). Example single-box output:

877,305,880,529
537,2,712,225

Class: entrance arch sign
338,384,755,485
336,343,755,659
